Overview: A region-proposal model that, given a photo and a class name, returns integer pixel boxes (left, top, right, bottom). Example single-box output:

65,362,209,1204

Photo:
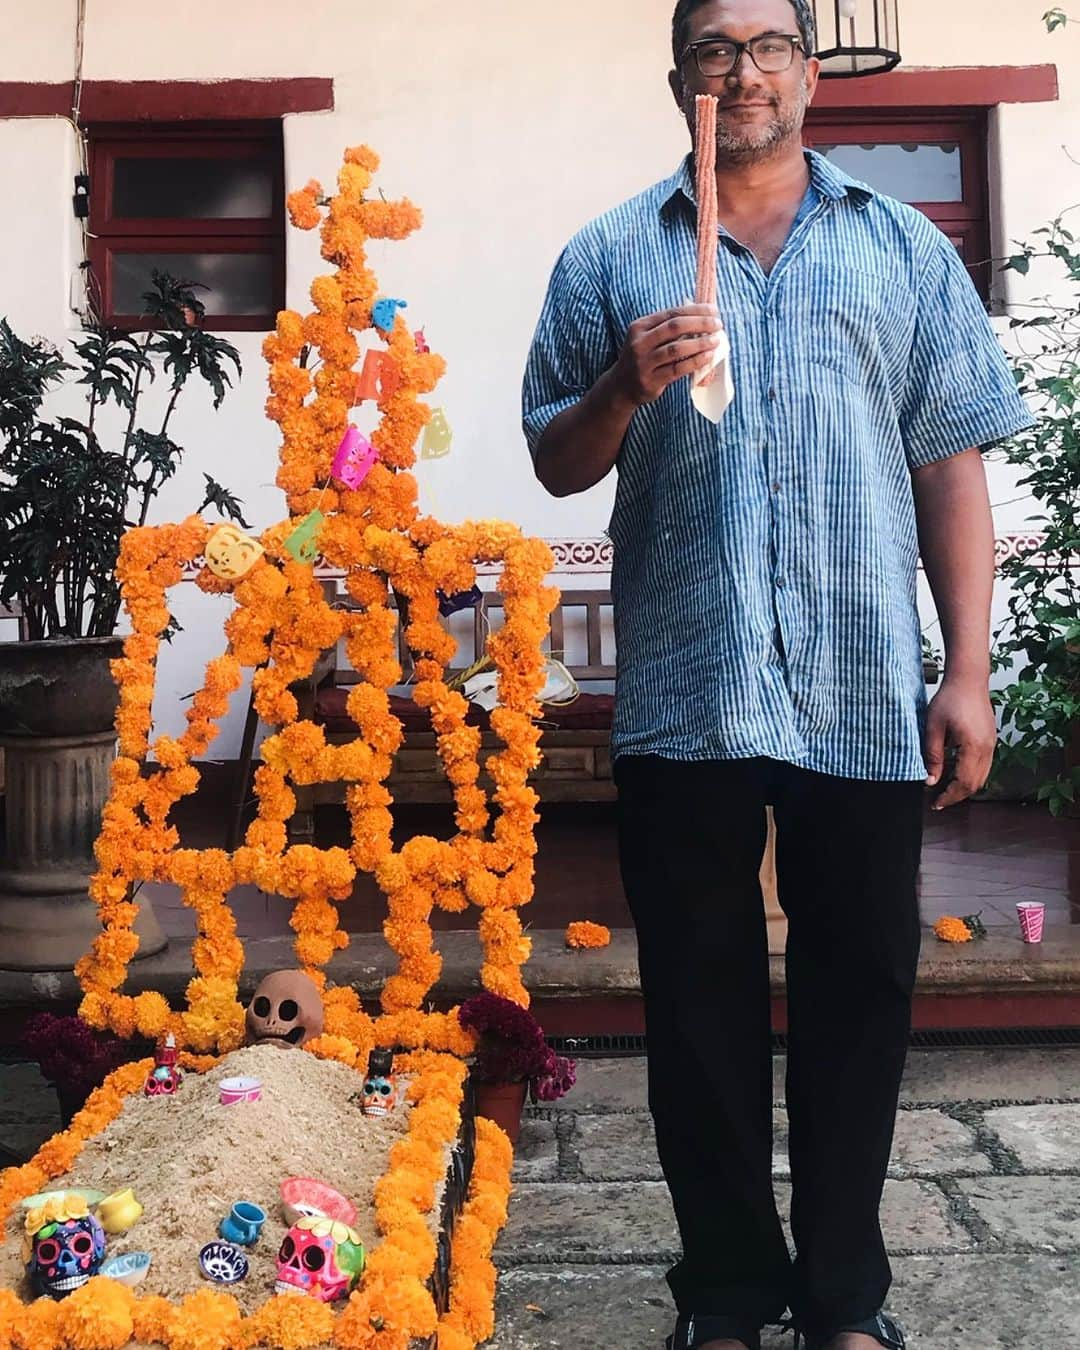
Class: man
522,1,1033,1348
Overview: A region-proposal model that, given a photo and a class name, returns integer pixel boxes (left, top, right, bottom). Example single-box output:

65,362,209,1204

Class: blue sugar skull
28,1213,106,1298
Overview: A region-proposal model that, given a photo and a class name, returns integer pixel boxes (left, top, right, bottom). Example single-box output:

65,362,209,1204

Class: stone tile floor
493,1052,1080,1349
3,1049,1080,1346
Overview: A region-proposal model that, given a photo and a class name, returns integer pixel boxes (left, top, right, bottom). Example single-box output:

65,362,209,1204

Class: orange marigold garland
0,1052,505,1350
2,141,551,1348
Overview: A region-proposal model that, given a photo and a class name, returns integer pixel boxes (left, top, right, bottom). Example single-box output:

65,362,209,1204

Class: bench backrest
332,586,616,685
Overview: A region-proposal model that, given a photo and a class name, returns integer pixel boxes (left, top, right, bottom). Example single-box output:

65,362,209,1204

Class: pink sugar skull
144,1033,183,1096
331,426,379,489
275,1216,365,1302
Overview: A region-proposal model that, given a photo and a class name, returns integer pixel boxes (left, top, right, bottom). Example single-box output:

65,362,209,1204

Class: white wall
2,1,1077,753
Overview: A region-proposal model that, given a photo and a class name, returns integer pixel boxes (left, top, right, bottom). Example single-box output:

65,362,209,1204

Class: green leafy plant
988,215,1080,815
1043,8,1073,32
0,272,246,640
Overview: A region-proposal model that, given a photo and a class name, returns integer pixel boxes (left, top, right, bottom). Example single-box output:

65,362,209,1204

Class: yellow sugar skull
205,525,265,581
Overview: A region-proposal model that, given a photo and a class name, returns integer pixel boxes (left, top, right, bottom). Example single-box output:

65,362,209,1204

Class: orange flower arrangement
565,921,612,950
933,915,976,943
1,142,546,1348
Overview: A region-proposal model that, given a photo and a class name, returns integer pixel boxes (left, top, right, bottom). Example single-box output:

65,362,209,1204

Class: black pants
615,755,924,1337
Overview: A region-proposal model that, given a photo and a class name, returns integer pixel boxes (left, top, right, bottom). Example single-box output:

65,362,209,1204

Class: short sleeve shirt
522,151,1034,781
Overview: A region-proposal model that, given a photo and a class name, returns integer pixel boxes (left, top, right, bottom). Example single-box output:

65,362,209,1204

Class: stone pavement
3,1048,1080,1346
494,1050,1080,1349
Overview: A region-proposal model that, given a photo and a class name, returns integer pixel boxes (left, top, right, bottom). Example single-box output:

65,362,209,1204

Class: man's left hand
923,674,998,811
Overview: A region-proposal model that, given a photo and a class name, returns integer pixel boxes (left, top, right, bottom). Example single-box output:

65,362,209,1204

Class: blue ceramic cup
218,1201,266,1247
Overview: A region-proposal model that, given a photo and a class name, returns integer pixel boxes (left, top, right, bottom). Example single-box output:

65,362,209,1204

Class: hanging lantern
811,0,901,77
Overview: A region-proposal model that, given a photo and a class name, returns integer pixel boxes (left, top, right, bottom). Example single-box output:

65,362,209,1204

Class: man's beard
712,78,810,163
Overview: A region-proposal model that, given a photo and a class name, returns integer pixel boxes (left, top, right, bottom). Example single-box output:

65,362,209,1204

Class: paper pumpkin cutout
284,510,325,564
205,525,265,581
371,297,407,332
331,426,379,489
421,408,453,460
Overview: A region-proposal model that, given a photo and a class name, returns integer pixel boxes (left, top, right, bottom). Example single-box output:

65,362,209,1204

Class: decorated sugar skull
204,524,265,581
245,969,324,1049
275,1216,364,1301
361,1047,401,1117
144,1033,183,1096
24,1194,106,1299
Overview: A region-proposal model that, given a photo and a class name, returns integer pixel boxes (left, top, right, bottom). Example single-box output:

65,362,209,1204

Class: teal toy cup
218,1201,266,1247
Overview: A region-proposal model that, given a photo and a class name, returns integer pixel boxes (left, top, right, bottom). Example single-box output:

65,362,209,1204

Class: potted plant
987,214,1080,816
0,273,247,968
458,992,576,1144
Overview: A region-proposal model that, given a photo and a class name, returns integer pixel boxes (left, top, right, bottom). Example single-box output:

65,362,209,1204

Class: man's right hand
610,303,724,408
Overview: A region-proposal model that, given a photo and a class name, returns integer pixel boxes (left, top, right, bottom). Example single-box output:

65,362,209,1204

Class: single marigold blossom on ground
565,921,611,950
933,915,974,944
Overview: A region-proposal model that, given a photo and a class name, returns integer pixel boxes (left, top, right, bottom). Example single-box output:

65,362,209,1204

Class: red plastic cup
1016,901,1045,944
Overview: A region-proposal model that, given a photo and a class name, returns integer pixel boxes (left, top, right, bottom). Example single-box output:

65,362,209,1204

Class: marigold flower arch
73,143,559,1065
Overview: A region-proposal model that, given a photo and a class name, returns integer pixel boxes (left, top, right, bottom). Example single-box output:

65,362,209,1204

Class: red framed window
804,109,992,302
87,122,285,331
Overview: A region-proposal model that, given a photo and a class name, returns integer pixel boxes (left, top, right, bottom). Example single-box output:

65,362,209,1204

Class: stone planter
0,636,165,970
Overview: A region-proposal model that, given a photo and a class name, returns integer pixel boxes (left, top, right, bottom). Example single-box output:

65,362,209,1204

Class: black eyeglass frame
679,33,808,77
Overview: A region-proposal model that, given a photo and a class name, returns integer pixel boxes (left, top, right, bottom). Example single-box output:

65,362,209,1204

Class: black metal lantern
811,0,901,77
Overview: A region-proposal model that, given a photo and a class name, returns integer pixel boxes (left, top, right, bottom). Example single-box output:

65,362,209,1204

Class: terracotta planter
473,1080,527,1145
0,636,165,970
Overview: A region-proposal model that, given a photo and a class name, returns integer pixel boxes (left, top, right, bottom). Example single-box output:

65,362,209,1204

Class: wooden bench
296,588,616,835
228,581,942,845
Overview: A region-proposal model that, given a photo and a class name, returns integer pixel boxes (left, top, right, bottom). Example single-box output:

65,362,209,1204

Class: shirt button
772,481,781,493
768,388,777,402
776,576,785,587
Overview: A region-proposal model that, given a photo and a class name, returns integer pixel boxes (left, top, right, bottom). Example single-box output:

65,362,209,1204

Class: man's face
669,0,820,162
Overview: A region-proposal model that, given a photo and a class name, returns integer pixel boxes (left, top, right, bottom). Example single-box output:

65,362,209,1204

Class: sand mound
1,1043,445,1317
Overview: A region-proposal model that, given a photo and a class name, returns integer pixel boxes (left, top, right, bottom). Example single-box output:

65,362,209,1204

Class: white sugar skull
27,1210,106,1298
275,1216,364,1302
361,1071,401,1117
361,1048,401,1117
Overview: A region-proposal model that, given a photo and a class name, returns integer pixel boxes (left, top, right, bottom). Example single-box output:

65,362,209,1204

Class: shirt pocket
802,267,907,386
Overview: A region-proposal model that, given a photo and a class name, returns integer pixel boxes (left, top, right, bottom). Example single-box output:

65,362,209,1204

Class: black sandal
665,1312,762,1349
793,1310,906,1349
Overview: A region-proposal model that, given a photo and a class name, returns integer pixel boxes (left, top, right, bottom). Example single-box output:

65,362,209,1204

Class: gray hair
671,0,817,64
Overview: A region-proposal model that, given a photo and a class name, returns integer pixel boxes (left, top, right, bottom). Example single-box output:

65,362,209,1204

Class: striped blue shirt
523,151,1034,781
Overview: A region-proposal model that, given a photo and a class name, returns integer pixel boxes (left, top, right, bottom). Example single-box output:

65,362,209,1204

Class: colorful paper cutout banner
421,408,452,460
204,525,265,581
284,509,325,564
355,350,401,403
372,297,407,332
332,426,379,488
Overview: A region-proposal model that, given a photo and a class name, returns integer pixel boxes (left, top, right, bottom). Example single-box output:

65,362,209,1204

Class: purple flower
21,1013,136,1100
458,994,576,1100
531,1051,577,1103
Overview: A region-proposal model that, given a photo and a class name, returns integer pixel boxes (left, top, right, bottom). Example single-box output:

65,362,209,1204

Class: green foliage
0,271,244,640
989,218,1080,815
1043,7,1071,32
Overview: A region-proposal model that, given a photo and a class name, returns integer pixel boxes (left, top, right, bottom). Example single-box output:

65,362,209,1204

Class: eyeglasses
681,34,806,78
